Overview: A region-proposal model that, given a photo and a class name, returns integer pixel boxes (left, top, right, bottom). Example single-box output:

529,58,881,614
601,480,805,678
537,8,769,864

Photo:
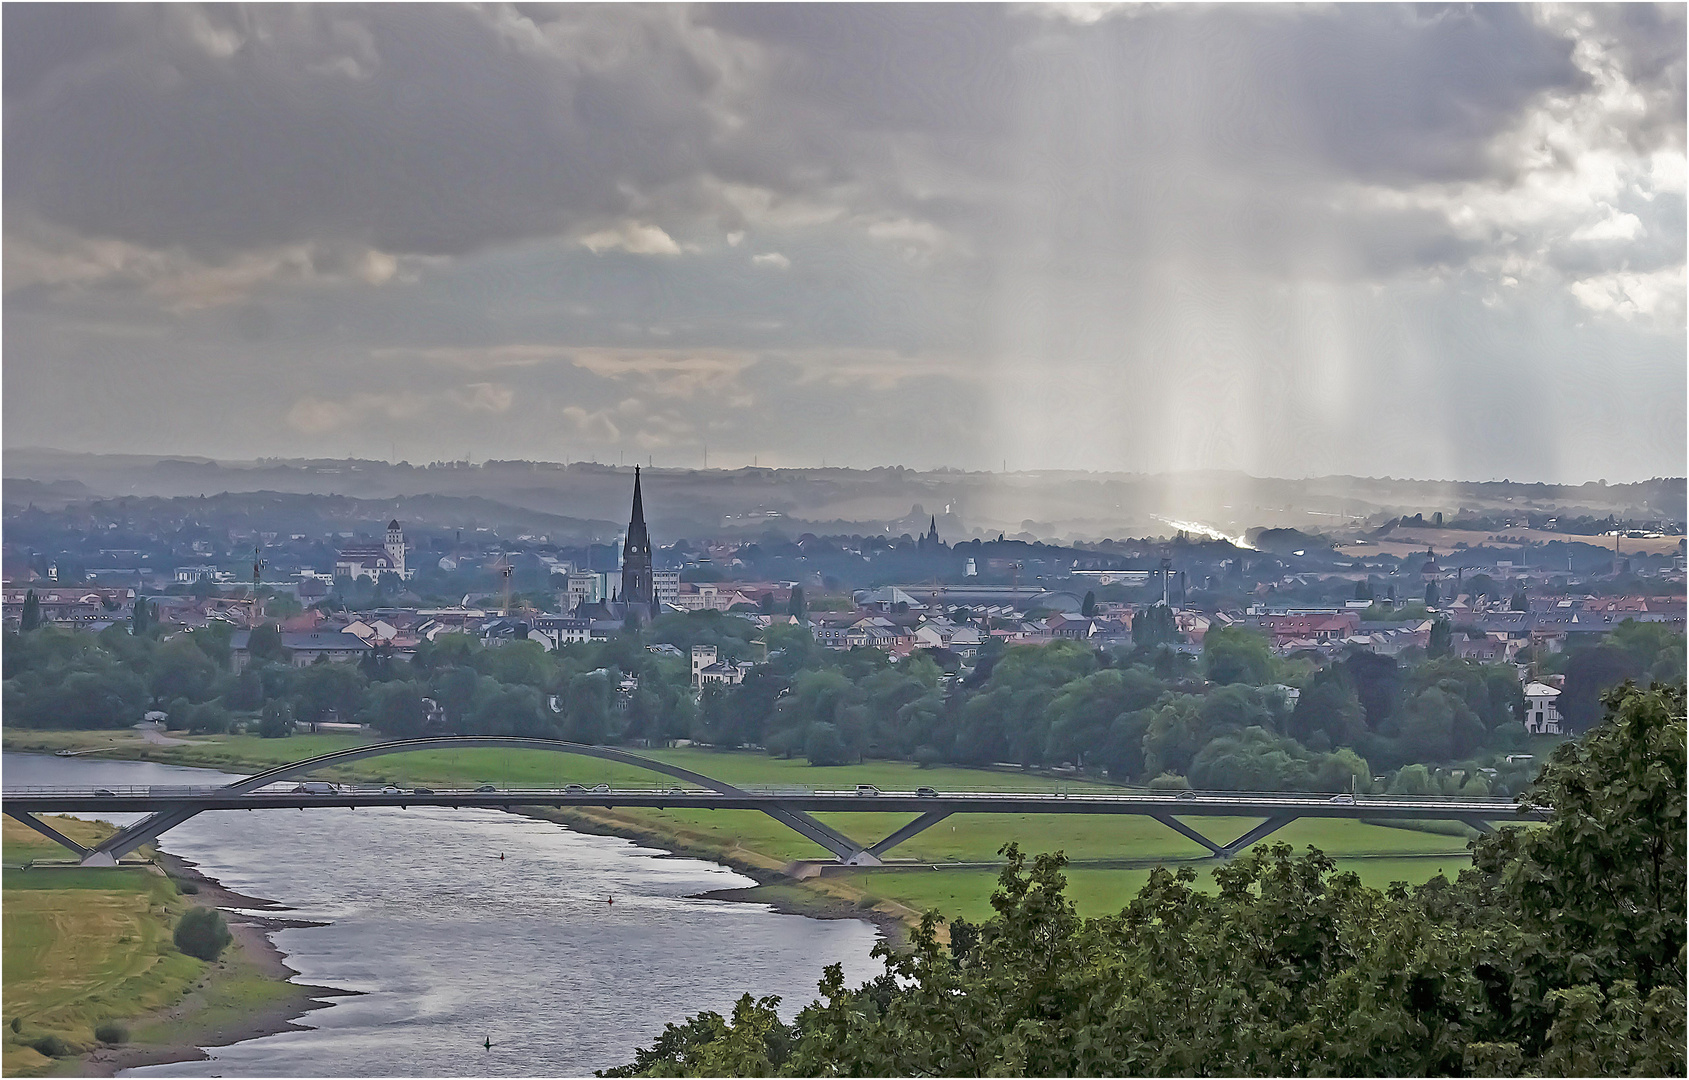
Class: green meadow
5,731,1478,920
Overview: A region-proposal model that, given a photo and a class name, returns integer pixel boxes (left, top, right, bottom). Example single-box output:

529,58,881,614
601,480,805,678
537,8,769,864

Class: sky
3,3,1684,483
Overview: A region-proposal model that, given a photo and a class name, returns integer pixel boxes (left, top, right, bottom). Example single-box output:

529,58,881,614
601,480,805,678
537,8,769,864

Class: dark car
916,786,938,797
94,788,117,797
1176,789,1198,800
474,784,498,793
564,784,587,794
411,787,435,795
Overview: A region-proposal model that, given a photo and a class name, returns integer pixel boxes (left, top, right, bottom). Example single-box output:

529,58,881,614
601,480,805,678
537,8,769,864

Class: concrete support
1218,814,1298,858
4,809,91,859
84,807,202,865
1459,816,1497,836
1150,814,1225,856
762,804,878,865
866,811,953,859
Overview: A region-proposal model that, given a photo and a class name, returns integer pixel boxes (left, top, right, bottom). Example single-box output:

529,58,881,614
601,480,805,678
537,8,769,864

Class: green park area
6,730,1477,923
2,816,199,1076
2,813,308,1077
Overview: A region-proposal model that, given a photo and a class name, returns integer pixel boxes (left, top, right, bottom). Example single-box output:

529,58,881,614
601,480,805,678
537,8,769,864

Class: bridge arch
88,737,876,866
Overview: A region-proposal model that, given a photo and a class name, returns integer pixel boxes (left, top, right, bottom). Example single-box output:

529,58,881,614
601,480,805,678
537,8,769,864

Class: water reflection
4,754,881,1076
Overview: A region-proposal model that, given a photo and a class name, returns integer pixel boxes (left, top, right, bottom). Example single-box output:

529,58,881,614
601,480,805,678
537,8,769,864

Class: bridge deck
3,786,1548,821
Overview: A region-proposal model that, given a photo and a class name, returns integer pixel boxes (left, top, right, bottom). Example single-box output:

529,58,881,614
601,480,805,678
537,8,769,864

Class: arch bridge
5,737,1546,869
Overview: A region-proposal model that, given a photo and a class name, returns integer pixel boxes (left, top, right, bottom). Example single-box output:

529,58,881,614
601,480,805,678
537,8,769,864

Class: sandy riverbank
78,853,357,1078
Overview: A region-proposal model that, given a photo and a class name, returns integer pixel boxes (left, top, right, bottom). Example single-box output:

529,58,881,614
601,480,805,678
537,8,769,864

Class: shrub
855,894,881,910
29,1035,71,1058
94,1022,128,1044
176,879,200,894
173,907,231,961
8,1017,19,1033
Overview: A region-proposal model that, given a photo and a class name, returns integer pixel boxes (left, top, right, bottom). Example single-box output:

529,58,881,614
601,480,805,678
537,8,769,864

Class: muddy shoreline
78,852,358,1078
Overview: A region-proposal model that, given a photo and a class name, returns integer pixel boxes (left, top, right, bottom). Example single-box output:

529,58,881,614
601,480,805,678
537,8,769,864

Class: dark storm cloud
2,3,1593,265
2,4,1682,482
5,4,747,257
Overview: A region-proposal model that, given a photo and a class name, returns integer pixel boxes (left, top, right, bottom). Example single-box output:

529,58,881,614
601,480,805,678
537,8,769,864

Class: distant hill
4,449,1682,544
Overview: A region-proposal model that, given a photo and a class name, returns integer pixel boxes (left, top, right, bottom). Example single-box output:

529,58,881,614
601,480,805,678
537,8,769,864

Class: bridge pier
866,811,953,860
4,809,93,860
1150,812,1300,859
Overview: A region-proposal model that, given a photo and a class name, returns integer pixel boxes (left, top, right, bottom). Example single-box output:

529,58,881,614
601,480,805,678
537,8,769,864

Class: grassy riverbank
2,814,341,1077
4,729,1475,926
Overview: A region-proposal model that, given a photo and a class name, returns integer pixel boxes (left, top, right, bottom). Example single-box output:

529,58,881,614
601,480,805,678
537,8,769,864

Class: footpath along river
4,753,883,1076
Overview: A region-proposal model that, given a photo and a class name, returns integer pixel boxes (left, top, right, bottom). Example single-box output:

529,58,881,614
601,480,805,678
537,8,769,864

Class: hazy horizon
5,444,1685,489
4,4,1684,483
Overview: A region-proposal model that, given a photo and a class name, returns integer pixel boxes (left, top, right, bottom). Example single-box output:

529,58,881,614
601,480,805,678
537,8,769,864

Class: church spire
621,466,655,618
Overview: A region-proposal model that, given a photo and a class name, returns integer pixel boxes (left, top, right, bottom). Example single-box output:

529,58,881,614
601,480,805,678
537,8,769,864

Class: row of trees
603,683,1687,1077
4,609,1680,797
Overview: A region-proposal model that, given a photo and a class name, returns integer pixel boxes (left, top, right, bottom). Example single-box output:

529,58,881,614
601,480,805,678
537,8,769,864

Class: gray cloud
2,3,1682,482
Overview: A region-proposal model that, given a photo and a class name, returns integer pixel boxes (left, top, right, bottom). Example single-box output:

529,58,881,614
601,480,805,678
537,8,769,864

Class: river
4,753,882,1076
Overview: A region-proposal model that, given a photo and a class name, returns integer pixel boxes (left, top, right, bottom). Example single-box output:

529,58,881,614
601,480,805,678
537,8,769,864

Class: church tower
921,516,941,553
620,467,657,617
384,520,407,578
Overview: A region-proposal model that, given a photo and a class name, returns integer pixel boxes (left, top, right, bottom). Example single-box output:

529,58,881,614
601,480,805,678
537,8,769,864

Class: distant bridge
4,737,1547,868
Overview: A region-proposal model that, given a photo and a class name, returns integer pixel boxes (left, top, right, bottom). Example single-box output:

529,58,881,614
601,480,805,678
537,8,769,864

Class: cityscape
3,4,1683,1079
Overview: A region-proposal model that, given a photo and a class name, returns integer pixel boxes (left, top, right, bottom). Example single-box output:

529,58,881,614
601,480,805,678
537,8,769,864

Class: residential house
1523,681,1563,735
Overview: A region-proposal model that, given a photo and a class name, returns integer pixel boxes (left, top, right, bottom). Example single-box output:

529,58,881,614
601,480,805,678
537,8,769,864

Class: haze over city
4,3,1684,483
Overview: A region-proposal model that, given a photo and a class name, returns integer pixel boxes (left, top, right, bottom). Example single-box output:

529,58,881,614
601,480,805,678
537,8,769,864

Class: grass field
2,817,209,1077
5,730,1481,922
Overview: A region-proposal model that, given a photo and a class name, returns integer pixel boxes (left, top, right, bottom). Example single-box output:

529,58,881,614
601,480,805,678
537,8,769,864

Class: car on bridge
565,784,587,794
293,782,345,795
855,785,880,796
916,787,938,797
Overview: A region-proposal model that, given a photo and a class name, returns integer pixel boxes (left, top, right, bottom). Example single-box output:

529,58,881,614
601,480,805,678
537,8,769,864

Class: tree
1559,646,1642,732
19,590,40,632
609,685,1686,1078
247,623,290,665
1469,682,1685,1064
295,662,365,724
787,586,806,620
1130,605,1179,648
173,907,231,961
130,597,155,636
804,721,850,766
1352,579,1373,602
1424,581,1440,607
1511,588,1529,612
1289,667,1365,749
362,680,427,738
1081,590,1097,617
150,638,219,704
257,699,293,738
1427,615,1453,659
1201,626,1273,686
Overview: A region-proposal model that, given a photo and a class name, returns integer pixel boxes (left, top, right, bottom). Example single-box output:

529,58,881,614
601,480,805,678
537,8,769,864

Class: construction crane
251,545,267,623
494,555,514,616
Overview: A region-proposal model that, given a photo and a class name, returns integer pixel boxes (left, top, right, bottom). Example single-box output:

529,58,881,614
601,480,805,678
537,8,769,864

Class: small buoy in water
484,1036,493,1051
499,853,504,861
607,895,614,906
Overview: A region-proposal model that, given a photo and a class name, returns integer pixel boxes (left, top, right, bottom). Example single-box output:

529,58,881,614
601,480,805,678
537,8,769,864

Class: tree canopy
604,682,1686,1077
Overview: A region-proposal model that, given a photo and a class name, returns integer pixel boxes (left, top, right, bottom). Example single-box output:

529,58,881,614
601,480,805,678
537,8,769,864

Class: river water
3,753,882,1076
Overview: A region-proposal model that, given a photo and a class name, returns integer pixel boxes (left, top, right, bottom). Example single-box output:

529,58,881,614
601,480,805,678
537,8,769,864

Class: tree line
3,610,1681,798
603,683,1686,1077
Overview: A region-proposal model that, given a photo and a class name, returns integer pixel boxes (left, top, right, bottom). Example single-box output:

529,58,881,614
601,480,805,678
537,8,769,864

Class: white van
292,781,342,794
